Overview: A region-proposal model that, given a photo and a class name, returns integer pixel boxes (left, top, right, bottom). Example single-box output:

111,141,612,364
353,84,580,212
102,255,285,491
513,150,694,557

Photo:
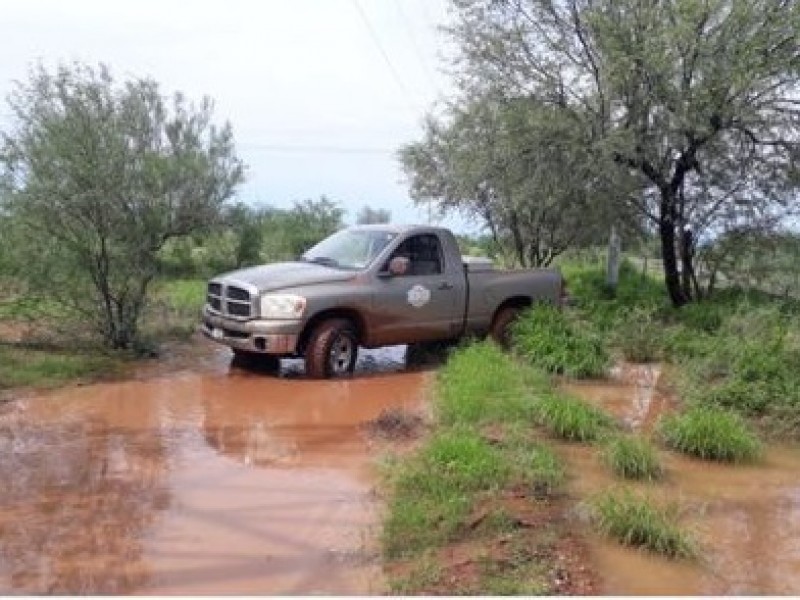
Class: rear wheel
490,306,523,350
305,319,359,379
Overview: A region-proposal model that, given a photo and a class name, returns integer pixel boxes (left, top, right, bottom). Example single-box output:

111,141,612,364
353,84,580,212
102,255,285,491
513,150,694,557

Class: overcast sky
0,0,471,229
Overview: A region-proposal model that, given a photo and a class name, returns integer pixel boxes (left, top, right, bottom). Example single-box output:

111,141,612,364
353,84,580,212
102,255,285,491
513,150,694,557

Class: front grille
206,282,253,319
227,286,250,301
227,301,251,317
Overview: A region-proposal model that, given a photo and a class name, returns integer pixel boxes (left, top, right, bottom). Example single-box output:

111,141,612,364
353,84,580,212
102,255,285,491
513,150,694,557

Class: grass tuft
534,392,615,442
592,490,695,558
603,435,663,480
659,406,762,462
512,304,610,378
436,342,546,427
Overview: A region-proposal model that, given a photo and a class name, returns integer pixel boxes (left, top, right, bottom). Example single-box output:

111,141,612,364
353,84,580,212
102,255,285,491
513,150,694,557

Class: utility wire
394,0,439,92
238,142,394,155
351,0,418,111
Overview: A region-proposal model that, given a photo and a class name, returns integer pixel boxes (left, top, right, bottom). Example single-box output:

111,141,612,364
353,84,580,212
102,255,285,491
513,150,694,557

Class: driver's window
385,234,443,276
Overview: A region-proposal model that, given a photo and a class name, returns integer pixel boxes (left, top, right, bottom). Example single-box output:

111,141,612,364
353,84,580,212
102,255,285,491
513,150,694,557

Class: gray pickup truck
202,224,564,378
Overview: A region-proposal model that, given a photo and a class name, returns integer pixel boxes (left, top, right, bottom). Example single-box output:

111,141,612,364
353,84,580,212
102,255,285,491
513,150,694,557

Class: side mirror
387,256,410,277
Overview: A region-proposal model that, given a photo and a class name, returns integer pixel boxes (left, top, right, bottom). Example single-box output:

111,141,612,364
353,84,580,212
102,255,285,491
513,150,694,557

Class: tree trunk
659,215,690,307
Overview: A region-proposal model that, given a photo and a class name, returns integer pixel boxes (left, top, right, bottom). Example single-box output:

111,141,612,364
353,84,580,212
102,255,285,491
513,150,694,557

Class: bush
603,435,663,480
592,490,695,558
659,406,762,462
534,392,615,441
513,304,610,378
612,308,663,363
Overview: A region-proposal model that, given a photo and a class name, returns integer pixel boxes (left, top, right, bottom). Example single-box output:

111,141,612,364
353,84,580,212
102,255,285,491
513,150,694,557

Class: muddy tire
231,349,280,373
490,306,522,350
304,319,358,379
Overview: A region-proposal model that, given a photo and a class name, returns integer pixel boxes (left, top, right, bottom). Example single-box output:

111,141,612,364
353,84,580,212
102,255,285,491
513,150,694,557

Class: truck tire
490,306,522,350
305,319,358,379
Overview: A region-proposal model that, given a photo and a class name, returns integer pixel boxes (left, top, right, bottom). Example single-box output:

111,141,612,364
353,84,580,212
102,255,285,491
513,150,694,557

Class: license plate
211,328,224,340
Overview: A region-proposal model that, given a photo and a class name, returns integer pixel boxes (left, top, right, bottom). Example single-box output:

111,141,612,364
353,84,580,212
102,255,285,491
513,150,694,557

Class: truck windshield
303,229,397,270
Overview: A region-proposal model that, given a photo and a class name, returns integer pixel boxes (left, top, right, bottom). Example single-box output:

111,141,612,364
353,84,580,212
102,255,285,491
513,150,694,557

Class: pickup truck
202,225,564,378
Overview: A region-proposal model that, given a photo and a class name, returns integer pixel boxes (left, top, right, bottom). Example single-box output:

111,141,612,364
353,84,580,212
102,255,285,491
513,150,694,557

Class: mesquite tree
447,0,800,304
0,63,244,347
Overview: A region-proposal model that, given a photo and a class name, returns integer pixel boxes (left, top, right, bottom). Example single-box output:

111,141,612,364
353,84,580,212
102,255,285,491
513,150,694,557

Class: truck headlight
260,294,306,319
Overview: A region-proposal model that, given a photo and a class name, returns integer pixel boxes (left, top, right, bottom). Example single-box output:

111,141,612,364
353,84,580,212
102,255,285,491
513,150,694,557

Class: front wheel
305,319,359,379
489,306,523,350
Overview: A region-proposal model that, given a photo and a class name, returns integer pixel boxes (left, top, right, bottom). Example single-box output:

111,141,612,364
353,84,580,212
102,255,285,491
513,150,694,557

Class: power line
394,0,439,92
238,142,394,155
351,0,417,110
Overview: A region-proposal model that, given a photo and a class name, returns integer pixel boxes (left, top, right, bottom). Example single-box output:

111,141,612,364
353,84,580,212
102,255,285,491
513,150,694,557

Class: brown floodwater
563,363,800,595
0,342,429,595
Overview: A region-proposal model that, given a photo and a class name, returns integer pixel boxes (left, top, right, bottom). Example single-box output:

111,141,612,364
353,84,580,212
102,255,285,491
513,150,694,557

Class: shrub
603,435,663,480
592,490,695,558
612,308,663,363
659,406,762,462
534,392,615,441
513,304,610,378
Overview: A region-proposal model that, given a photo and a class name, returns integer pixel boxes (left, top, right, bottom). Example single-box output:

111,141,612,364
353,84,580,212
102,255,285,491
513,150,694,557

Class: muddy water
563,364,800,595
0,343,429,595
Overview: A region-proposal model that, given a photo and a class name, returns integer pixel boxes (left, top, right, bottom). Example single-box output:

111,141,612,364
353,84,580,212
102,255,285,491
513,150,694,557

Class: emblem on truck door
407,284,431,308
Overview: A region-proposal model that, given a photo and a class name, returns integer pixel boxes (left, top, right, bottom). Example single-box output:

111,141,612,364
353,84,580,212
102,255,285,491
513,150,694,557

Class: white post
607,224,621,290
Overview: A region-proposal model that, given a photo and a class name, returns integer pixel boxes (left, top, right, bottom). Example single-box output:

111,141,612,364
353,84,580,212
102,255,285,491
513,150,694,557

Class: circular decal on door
407,284,431,308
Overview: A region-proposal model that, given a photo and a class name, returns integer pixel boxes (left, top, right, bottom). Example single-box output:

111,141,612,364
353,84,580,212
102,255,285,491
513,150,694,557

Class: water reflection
0,414,169,594
562,363,800,595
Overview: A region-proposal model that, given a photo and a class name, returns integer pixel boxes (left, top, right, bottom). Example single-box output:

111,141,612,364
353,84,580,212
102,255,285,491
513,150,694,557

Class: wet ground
563,364,800,596
3,343,800,595
0,341,431,595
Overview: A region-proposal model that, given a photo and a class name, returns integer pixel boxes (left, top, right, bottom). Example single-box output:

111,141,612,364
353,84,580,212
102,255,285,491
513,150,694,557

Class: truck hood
215,261,357,293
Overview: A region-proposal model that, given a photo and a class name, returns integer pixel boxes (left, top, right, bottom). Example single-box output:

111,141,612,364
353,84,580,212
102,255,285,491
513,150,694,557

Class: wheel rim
328,333,355,375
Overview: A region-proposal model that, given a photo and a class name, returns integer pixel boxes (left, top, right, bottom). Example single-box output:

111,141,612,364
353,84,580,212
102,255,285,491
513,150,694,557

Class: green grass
603,435,663,480
0,345,124,389
512,304,610,378
534,392,615,442
436,342,546,426
592,490,696,558
382,345,571,593
659,406,762,462
142,278,206,339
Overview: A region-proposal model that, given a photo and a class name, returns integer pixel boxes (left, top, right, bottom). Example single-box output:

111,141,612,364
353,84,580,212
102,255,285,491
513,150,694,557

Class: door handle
438,282,454,291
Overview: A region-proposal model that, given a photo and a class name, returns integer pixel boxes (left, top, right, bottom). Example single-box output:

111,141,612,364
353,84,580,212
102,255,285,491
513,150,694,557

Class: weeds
512,304,610,378
592,490,695,558
603,435,663,480
659,406,762,462
436,342,545,426
534,392,615,442
0,345,124,389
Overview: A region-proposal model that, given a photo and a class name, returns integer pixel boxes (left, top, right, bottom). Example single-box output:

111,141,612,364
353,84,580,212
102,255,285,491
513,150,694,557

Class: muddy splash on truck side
0,343,429,595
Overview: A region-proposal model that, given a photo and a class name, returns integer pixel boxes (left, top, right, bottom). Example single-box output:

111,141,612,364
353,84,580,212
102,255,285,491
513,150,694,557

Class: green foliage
534,392,615,442
1,62,244,349
603,435,663,480
592,490,695,559
436,342,546,426
0,346,123,389
612,307,663,363
513,303,610,378
659,406,762,462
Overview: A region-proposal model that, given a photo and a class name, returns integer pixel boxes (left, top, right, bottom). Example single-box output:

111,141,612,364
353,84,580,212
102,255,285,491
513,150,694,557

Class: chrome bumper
201,307,301,355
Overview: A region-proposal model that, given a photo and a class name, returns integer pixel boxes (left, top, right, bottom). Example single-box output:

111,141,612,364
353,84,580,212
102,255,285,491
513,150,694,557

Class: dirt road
0,341,430,594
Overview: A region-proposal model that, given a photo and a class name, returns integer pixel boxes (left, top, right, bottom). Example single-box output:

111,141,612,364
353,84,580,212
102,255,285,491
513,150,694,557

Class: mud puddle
562,364,800,595
0,342,430,594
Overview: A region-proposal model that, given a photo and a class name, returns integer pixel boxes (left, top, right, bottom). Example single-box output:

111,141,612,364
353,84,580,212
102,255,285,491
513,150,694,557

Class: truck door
370,233,465,345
